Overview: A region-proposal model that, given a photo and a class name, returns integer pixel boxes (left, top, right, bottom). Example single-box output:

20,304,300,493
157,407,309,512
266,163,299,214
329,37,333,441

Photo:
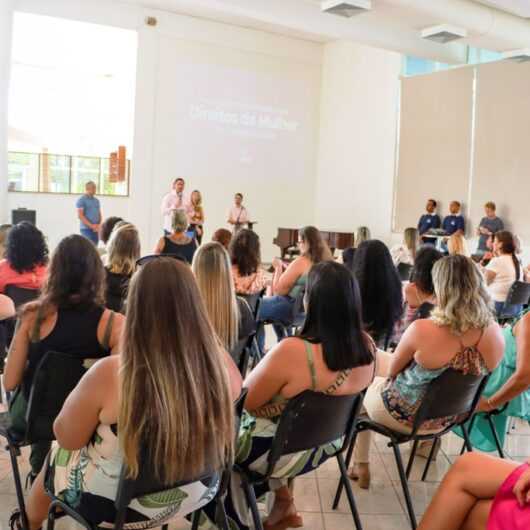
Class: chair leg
8,443,30,530
47,504,57,530
332,430,358,510
459,421,475,455
406,439,419,479
190,511,200,530
391,443,417,530
336,454,363,530
241,480,263,530
421,437,438,482
486,415,505,459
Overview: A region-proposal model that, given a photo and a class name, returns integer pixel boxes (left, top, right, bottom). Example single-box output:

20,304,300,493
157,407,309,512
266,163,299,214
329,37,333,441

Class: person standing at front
160,178,190,235
76,181,101,245
227,192,250,233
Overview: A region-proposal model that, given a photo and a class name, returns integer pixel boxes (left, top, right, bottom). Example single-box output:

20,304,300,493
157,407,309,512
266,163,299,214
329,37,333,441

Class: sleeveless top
250,340,373,420
162,236,197,264
23,304,115,398
288,274,307,299
381,329,488,430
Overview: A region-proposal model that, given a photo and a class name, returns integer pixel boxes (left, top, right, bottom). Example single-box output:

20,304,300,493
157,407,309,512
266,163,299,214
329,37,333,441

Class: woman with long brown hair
4,234,124,483
256,226,332,350
11,257,242,530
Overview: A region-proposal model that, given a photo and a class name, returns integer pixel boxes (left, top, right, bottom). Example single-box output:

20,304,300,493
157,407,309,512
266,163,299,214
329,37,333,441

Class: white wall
0,1,14,223
3,0,323,258
315,40,401,246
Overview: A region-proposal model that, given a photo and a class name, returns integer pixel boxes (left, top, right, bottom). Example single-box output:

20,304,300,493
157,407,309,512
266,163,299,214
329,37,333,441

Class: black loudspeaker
12,209,36,225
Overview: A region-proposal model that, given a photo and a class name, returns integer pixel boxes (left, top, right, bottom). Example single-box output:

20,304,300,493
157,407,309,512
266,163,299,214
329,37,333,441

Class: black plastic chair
230,332,256,376
397,262,413,282
0,351,88,530
46,389,249,530
235,389,365,530
334,369,488,530
4,285,40,309
498,281,530,323
238,288,266,321
459,403,510,459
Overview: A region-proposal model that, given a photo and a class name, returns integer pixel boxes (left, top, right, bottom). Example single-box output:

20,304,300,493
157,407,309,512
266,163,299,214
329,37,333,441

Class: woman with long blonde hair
391,227,418,266
104,223,141,312
193,242,255,352
190,189,205,244
351,255,504,489
447,232,470,258
14,258,242,530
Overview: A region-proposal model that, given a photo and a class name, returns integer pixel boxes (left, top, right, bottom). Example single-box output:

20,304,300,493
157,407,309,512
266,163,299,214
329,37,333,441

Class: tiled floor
1,418,529,530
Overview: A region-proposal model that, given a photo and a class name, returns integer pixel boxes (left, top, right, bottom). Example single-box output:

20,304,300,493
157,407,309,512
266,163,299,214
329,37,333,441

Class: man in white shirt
160,178,190,234
227,193,250,232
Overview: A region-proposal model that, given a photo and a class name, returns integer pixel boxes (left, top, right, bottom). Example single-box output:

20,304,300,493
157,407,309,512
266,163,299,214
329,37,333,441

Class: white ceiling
473,0,530,18
122,0,530,62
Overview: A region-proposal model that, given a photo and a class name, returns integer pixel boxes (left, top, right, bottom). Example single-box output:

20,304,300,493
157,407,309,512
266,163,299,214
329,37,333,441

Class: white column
0,1,14,223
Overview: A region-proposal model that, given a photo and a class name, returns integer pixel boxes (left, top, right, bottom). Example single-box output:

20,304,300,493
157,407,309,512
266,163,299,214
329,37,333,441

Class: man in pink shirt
160,177,191,235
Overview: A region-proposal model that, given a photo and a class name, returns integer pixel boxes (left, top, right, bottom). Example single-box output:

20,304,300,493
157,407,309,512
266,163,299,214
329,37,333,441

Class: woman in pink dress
418,452,530,530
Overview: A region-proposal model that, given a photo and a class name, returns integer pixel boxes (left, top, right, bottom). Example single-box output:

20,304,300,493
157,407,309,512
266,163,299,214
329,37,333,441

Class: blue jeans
80,228,99,245
256,295,295,351
494,301,523,319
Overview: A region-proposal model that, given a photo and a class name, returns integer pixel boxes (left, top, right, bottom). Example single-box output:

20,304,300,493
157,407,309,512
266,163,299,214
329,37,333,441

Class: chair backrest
229,333,255,375
411,368,488,436
25,351,87,442
4,285,40,309
397,262,413,282
238,288,266,320
505,281,530,307
265,390,364,479
113,389,249,530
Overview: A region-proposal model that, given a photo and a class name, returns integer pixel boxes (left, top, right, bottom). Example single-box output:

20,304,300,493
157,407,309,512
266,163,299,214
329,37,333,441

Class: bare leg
25,467,51,530
461,500,493,530
418,453,518,530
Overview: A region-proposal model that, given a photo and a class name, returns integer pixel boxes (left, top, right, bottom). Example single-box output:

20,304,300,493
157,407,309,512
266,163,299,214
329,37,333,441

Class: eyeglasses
136,253,187,267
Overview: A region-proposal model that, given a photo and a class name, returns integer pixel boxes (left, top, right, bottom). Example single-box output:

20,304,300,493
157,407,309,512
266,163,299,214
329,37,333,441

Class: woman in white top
391,227,418,267
484,231,523,318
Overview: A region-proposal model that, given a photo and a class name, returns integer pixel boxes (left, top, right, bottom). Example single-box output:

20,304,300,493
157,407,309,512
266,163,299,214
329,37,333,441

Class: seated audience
104,223,140,313
442,200,465,236
98,216,123,250
418,452,530,530
200,261,376,530
479,233,496,267
418,199,441,245
0,222,48,293
457,310,530,453
230,229,268,295
391,227,418,267
351,255,504,489
352,240,403,348
4,234,124,481
0,224,12,259
403,246,443,326
477,201,504,255
342,226,371,270
212,228,232,250
483,230,523,318
257,226,332,350
12,257,241,530
193,242,255,353
154,209,197,264
447,232,471,257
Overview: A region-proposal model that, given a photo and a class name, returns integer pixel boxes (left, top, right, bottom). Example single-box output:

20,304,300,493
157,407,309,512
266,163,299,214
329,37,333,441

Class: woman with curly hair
230,229,268,295
0,222,48,293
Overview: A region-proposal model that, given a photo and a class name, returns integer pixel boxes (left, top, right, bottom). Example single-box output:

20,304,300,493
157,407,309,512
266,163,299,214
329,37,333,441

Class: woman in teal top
459,310,530,452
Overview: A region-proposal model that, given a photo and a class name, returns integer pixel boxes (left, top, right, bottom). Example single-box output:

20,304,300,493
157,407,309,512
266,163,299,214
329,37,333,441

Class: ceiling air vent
421,24,467,44
502,49,530,62
321,0,372,18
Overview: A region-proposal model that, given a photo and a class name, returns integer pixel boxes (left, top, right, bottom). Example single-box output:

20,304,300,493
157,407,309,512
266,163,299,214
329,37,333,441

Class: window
7,151,130,196
8,13,136,197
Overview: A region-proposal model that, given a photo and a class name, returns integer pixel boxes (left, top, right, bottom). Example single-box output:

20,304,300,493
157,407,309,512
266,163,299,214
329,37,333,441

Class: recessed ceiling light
502,48,530,62
321,0,372,18
421,24,467,44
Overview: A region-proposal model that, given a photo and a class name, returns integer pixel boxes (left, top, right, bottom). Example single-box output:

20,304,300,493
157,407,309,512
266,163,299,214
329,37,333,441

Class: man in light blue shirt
76,181,102,245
